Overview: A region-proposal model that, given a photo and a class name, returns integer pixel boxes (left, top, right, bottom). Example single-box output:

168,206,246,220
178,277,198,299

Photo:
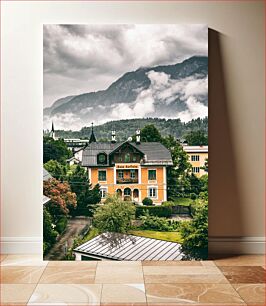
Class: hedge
56,217,68,234
135,205,172,218
71,205,97,217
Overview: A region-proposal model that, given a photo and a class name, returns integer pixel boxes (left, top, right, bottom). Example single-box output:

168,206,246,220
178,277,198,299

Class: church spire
89,122,97,143
51,121,56,140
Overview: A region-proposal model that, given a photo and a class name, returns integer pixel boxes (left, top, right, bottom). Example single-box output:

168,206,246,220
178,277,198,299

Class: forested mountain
54,117,208,142
44,56,208,130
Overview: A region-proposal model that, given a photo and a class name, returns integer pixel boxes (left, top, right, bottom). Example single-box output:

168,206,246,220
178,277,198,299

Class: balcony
116,177,138,184
116,169,139,184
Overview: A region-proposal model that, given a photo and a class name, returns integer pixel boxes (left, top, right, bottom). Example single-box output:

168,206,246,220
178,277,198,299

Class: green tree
162,135,191,200
185,130,208,146
179,199,208,259
43,136,72,164
93,195,136,233
67,165,88,205
201,158,208,173
85,183,101,205
139,124,162,142
67,165,101,208
44,160,67,180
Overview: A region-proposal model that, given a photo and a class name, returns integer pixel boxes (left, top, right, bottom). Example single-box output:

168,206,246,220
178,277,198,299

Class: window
98,153,107,164
148,169,156,180
124,188,131,196
192,167,200,173
132,155,137,162
148,187,157,198
124,153,130,163
191,155,200,161
118,170,124,179
100,187,108,198
130,170,136,179
98,170,107,181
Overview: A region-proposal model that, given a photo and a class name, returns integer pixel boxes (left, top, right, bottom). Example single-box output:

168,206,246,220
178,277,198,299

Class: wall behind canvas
1,1,265,254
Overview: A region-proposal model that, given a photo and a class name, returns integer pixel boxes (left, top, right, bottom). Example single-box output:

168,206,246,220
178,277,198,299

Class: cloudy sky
43,24,208,108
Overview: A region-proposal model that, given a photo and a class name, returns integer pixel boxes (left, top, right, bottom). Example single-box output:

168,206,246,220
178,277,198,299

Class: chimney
136,129,141,144
111,130,116,143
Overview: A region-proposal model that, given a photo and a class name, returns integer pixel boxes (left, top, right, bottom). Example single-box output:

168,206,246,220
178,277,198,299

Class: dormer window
125,153,130,163
97,153,107,165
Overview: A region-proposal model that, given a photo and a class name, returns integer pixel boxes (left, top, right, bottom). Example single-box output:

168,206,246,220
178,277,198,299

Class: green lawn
82,227,99,241
174,198,193,206
129,230,183,243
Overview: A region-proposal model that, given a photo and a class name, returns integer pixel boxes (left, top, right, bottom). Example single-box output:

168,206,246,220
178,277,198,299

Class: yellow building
82,129,173,204
182,145,208,177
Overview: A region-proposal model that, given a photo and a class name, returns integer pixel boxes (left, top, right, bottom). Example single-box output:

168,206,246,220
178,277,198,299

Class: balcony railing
116,178,138,184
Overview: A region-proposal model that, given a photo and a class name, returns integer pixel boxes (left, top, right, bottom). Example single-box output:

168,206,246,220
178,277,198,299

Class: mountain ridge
53,117,208,142
44,56,208,130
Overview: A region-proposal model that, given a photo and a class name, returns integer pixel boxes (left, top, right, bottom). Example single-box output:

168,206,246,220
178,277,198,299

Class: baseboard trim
1,236,265,255
0,237,43,254
209,236,265,255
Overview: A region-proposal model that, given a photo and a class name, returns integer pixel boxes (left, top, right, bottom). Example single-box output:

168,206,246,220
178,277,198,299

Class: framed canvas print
43,24,208,261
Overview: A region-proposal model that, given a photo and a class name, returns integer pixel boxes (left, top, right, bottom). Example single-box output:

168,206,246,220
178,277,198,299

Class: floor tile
144,273,229,284
1,266,45,284
213,255,265,267
142,260,215,266
145,283,245,304
48,260,98,267
246,304,266,306
39,266,96,284
101,284,146,304
0,284,36,304
1,254,48,267
28,284,102,305
233,284,266,303
0,254,8,261
95,262,144,283
143,265,228,284
101,302,147,306
219,266,265,284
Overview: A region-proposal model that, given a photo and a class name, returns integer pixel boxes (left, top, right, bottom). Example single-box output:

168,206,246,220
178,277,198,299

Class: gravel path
44,217,91,260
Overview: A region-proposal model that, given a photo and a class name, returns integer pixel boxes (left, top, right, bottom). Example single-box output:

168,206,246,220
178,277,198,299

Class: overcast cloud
43,24,208,107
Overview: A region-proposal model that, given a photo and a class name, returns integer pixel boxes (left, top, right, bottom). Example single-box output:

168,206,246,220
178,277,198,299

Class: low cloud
44,69,208,131
44,24,207,107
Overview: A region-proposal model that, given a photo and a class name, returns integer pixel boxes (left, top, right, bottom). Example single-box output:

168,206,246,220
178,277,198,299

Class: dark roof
74,233,183,261
43,168,52,181
82,141,173,167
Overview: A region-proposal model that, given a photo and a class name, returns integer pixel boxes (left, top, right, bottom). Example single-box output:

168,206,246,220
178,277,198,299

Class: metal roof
183,145,208,153
82,141,173,167
43,195,51,205
74,233,183,261
43,168,52,181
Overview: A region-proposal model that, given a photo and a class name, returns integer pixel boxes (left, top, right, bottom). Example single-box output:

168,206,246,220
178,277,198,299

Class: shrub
56,216,68,234
161,201,175,207
136,205,172,218
93,195,136,233
142,197,153,206
43,242,50,255
179,199,208,260
190,193,197,200
140,215,178,231
71,205,97,217
43,208,58,244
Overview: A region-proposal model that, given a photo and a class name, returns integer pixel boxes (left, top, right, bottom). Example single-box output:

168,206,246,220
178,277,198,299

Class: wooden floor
0,254,265,305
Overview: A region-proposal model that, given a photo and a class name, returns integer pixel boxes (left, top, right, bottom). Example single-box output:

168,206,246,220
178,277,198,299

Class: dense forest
53,117,208,142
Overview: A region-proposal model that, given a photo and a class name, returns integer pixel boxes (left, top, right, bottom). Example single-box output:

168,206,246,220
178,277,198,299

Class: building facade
182,145,208,177
82,130,173,204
